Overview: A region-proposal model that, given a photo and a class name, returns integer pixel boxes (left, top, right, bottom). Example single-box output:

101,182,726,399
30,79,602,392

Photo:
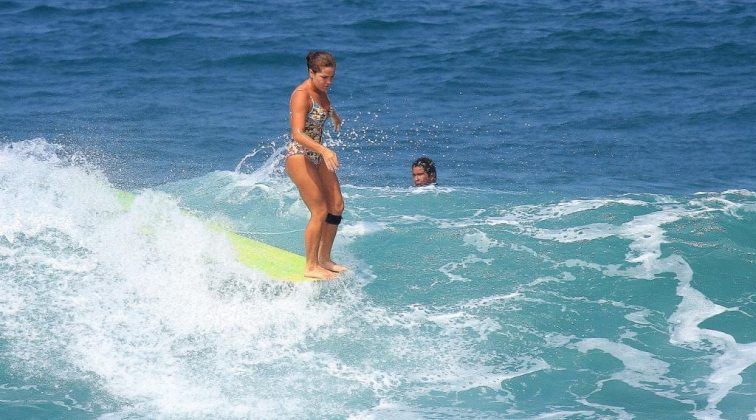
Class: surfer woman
286,51,347,279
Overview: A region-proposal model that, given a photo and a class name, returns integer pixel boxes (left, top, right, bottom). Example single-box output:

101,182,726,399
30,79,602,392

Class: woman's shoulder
292,80,311,94
290,84,311,100
290,85,312,111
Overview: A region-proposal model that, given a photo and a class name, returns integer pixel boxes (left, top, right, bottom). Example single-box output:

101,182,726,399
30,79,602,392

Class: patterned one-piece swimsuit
287,98,331,165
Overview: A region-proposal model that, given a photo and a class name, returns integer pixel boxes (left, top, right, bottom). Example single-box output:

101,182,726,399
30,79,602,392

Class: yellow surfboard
114,189,309,282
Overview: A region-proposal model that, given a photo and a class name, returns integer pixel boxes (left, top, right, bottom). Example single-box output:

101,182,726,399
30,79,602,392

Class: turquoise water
2,1,755,419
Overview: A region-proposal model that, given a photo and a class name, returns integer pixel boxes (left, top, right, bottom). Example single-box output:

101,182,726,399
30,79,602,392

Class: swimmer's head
306,51,336,73
412,157,437,187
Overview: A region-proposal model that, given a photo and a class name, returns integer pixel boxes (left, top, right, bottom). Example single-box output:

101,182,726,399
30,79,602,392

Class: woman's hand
321,147,339,172
331,111,342,132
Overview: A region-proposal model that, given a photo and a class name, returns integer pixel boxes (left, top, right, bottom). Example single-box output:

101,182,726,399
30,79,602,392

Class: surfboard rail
113,188,309,282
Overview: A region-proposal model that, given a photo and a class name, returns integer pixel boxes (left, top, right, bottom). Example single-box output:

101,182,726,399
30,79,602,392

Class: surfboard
113,189,310,282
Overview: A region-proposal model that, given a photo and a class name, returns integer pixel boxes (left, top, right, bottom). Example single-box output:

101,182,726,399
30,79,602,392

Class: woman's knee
310,201,329,219
328,196,344,215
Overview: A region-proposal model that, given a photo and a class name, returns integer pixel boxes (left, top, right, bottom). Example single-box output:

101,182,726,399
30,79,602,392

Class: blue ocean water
1,1,755,419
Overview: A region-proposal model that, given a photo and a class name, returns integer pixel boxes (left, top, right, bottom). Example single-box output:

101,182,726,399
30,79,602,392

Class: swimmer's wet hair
306,51,336,73
412,156,436,177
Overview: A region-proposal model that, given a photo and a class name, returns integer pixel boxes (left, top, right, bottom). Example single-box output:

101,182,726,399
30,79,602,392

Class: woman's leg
286,155,335,279
317,162,347,272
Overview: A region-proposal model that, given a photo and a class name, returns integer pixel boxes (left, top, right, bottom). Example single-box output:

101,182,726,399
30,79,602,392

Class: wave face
1,139,754,418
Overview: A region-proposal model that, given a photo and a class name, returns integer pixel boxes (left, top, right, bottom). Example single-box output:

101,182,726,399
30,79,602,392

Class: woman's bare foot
320,260,348,273
304,265,337,280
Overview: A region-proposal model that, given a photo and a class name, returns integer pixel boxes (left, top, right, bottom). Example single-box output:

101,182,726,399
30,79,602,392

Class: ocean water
1,1,755,419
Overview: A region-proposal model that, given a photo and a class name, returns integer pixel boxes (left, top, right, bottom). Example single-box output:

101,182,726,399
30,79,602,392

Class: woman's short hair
306,51,336,73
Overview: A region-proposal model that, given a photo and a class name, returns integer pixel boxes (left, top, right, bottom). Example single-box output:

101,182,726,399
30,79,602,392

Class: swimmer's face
412,165,432,186
309,66,335,92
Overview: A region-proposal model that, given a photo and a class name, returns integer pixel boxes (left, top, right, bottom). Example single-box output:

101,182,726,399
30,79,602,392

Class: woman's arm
330,109,342,132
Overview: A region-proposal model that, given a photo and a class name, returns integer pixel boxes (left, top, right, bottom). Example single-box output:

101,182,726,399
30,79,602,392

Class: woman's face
309,66,335,92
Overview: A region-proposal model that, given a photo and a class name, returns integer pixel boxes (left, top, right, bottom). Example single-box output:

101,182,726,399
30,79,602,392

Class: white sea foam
574,398,633,420
1,139,524,418
4,139,753,418
526,271,576,287
460,293,523,310
349,400,511,420
532,223,618,243
463,229,501,253
510,197,649,223
531,410,600,419
573,338,676,390
345,184,458,196
350,303,534,396
624,309,652,325
339,221,388,239
524,195,756,419
439,254,494,282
